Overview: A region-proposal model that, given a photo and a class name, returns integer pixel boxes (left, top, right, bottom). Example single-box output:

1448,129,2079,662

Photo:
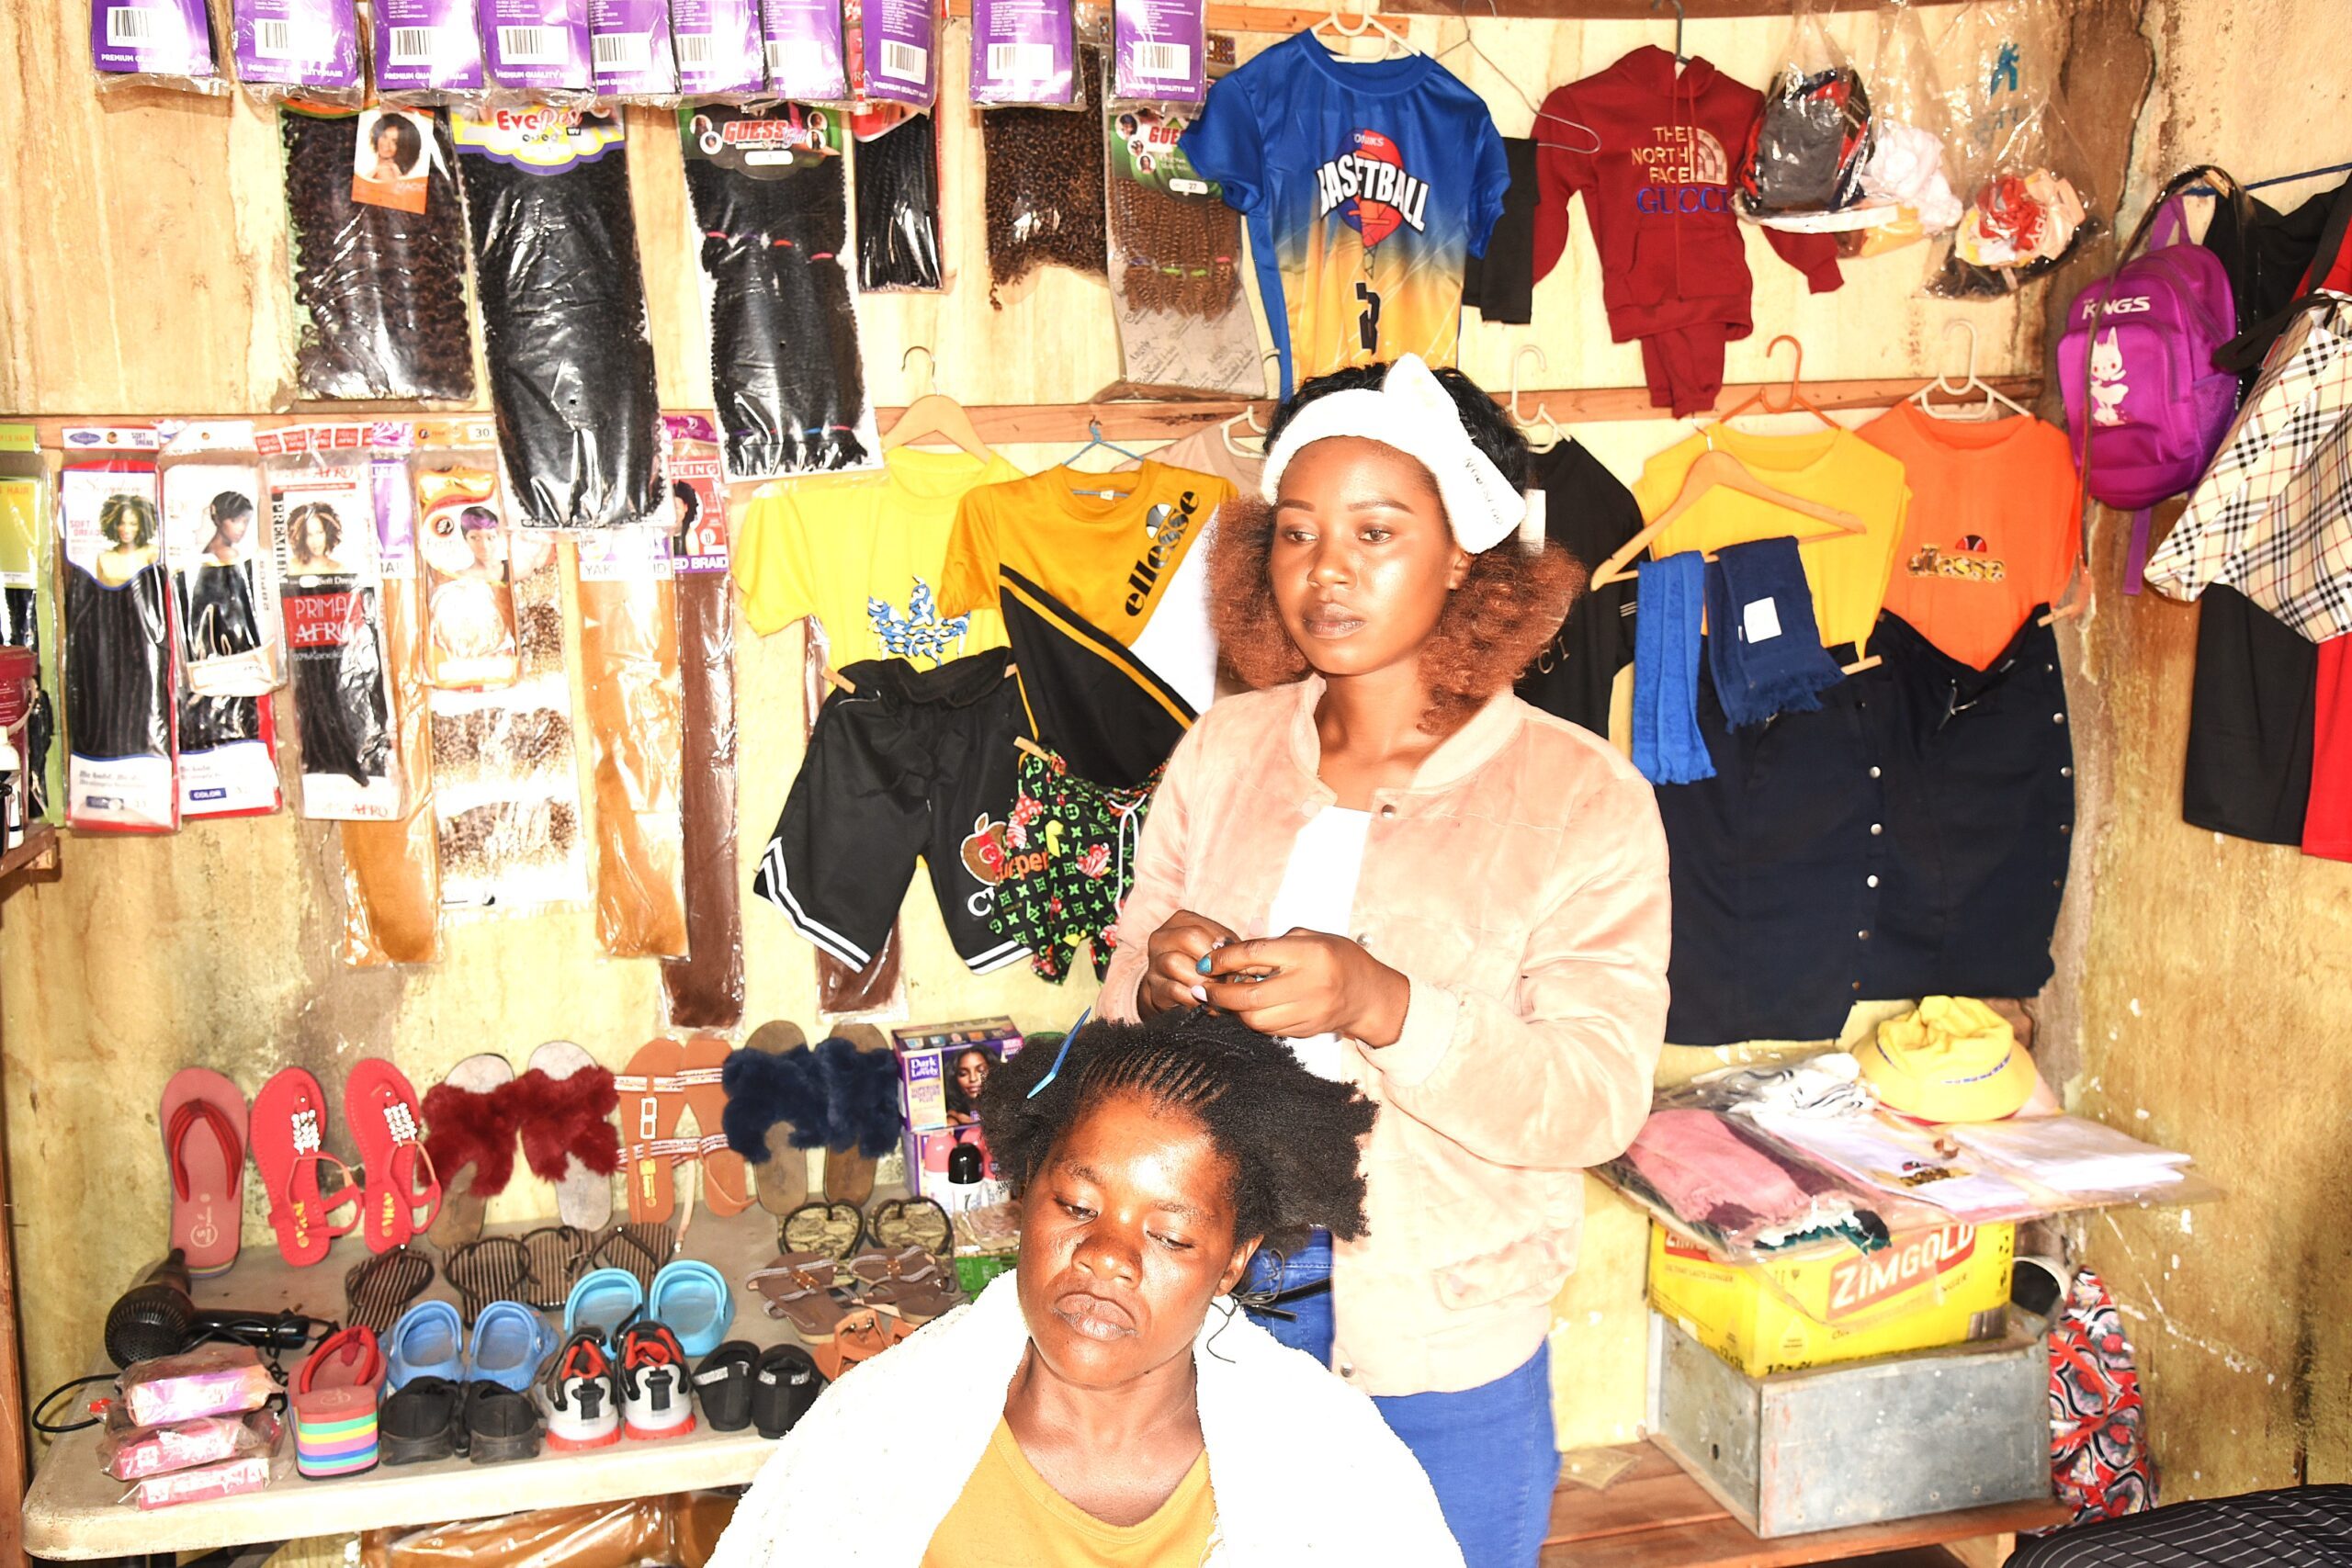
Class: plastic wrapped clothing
459,133,662,528
574,537,687,957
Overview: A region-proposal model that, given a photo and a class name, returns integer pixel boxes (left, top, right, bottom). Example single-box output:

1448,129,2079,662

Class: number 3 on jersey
1354,279,1383,354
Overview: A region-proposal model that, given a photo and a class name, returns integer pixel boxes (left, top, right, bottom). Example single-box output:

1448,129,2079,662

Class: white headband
1259,354,1528,553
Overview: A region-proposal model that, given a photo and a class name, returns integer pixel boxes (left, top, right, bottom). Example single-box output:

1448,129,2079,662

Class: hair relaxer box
1647,1220,2015,1380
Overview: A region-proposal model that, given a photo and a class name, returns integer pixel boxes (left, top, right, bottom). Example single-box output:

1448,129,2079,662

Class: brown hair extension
1207,495,1583,735
1109,175,1241,318
982,50,1108,305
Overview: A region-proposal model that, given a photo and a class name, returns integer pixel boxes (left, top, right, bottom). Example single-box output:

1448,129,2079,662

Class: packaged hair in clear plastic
160,423,281,820
573,529,686,957
92,0,229,95
680,103,879,479
853,108,944,292
279,107,477,403
591,0,682,102
230,0,363,105
456,107,662,528
411,453,521,690
982,46,1107,305
374,0,488,106
1102,96,1257,393
483,0,594,104
263,427,401,821
0,432,59,827
761,0,848,100
670,0,765,96
968,0,1074,107
59,427,179,834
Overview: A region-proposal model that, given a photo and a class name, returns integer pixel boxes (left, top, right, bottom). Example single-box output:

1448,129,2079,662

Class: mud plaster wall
2052,0,2352,1497
0,0,2053,1544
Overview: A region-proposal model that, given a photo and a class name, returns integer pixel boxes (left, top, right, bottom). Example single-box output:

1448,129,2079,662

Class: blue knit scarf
1632,552,1714,784
1704,536,1844,729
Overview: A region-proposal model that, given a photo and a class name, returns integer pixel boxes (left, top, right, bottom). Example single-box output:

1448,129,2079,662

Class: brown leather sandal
748,1251,850,1341
844,1246,965,1325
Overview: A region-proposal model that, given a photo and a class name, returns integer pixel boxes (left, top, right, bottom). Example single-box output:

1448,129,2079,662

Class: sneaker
617,1322,695,1441
538,1329,622,1452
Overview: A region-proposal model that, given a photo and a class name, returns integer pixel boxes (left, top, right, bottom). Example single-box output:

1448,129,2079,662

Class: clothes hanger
1433,0,1542,120
1655,0,1687,64
1913,321,2032,422
1716,334,1843,432
881,346,993,460
1507,345,1566,454
1311,0,1418,62
1222,353,1279,459
1063,418,1147,470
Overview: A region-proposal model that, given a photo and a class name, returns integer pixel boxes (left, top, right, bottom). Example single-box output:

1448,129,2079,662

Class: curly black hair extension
855,113,944,291
978,1008,1376,1253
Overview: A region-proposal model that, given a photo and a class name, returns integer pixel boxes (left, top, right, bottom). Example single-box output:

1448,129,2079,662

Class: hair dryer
103,1250,312,1369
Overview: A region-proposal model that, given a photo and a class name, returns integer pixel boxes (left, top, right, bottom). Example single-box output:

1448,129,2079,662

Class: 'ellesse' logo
1826,1225,1977,1320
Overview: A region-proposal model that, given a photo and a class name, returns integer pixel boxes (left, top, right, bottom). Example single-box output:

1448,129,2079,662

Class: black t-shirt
1462,136,1537,326
1514,438,1642,736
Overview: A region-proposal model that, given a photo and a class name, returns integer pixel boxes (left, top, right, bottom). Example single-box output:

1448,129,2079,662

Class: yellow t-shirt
939,462,1235,647
921,1418,1216,1568
731,446,1022,664
1629,427,1911,654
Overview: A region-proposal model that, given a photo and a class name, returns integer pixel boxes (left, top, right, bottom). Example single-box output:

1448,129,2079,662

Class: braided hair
978,1008,1375,1253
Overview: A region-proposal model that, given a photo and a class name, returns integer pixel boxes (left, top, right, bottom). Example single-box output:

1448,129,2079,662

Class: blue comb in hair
1024,1007,1092,1099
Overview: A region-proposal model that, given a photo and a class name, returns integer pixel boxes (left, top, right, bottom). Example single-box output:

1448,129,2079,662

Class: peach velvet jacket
1098,676,1672,1397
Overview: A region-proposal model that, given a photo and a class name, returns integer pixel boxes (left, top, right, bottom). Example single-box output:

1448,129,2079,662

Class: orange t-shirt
1858,402,2082,670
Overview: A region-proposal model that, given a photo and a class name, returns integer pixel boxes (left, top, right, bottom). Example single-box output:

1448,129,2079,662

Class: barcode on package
389,24,437,61
593,30,649,68
765,38,820,75
106,6,158,44
879,39,924,81
986,41,1048,80
254,17,300,57
673,29,711,64
1130,40,1188,78
499,25,561,62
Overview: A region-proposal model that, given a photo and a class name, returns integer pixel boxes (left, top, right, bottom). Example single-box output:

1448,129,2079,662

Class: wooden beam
944,0,1972,27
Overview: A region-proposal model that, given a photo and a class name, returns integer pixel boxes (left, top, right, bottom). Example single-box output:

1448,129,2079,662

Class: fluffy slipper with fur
514,1041,620,1230
722,1023,821,1217
422,1055,518,1249
817,1027,901,1207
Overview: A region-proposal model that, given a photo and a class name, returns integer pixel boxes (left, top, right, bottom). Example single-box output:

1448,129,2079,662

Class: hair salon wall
0,0,2132,1549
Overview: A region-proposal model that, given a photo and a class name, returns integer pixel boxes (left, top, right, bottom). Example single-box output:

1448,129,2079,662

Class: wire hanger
1507,345,1566,454
1433,0,1540,119
882,346,993,460
1311,0,1418,61
1063,418,1147,471
1655,0,1687,62
1913,320,2032,423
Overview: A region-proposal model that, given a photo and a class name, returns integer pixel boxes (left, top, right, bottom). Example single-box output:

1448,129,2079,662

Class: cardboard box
1646,1219,2013,1379
904,1124,1011,1214
892,1017,1023,1134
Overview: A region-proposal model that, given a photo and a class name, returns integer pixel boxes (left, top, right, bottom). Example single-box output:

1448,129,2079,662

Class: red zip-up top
1533,47,1840,344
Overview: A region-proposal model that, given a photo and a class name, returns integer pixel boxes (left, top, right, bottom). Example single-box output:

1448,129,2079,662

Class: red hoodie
1533,47,1840,344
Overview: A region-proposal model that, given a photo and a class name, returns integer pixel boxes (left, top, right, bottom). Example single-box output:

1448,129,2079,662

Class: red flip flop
253,1067,362,1268
345,1058,443,1254
616,1038,687,1225
161,1068,248,1279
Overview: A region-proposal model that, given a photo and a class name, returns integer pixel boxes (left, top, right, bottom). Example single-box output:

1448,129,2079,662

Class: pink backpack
2059,167,2240,592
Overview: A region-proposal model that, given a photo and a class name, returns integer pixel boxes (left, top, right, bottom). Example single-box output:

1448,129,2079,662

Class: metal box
1647,1309,2052,1538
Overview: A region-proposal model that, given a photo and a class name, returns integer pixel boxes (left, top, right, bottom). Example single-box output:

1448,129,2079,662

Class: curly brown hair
1209,364,1584,734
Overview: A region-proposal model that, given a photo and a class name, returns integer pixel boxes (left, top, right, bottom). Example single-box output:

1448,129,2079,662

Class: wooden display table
22,1204,799,1562
1543,1442,2069,1567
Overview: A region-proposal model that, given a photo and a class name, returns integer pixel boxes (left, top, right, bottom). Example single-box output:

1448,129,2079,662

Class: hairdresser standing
1098,356,1670,1567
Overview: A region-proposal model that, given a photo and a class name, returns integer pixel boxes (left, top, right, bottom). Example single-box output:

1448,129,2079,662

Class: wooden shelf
0,825,57,890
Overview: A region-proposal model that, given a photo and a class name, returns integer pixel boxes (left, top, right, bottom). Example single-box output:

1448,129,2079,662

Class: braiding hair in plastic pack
981,50,1108,305
278,110,475,402
684,141,870,477
855,114,944,291
1109,170,1241,318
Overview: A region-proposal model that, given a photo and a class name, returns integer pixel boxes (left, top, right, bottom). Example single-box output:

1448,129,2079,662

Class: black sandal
379,1374,464,1465
444,1235,529,1325
591,1221,674,1292
752,1344,827,1439
693,1340,759,1433
519,1224,593,1311
345,1247,435,1336
464,1381,543,1464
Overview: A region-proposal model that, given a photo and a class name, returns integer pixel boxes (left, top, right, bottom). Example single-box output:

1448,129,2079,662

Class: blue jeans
1246,1242,1555,1568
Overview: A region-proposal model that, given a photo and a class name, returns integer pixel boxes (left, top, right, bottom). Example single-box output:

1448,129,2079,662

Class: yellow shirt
732,446,1021,664
1629,427,1910,654
921,1418,1216,1568
939,462,1235,648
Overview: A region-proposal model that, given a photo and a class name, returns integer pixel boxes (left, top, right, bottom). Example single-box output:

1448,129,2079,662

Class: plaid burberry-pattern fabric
2145,297,2352,633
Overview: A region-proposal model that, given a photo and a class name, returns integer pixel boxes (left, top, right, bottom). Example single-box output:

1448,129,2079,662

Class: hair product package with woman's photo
91,0,229,94
410,450,521,690
230,0,364,105
1,430,62,829
59,429,180,834
456,107,663,528
340,428,444,965
373,0,488,106
262,428,401,821
658,415,743,1025
279,106,477,403
429,528,588,911
680,102,881,479
160,423,282,820
572,529,686,957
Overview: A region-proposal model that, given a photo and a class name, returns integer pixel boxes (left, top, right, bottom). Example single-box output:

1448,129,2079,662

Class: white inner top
1262,805,1373,1082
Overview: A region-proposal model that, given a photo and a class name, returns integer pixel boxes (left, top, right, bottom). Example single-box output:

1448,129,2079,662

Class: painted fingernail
1195,953,1214,974
1190,984,1208,1002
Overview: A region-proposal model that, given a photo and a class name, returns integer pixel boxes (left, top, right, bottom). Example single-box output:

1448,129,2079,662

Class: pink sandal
161,1068,248,1279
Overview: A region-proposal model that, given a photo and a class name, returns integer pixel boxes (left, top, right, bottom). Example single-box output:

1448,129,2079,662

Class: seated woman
710,1007,1466,1566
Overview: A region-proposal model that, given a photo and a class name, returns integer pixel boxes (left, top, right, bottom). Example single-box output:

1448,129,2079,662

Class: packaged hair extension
341,430,444,965
60,430,179,834
658,415,742,1025
680,103,880,480
278,107,476,404
230,0,363,105
160,424,282,820
1102,100,1258,394
456,107,663,529
263,429,401,821
411,456,521,689
851,0,936,109
982,46,1107,305
761,0,847,100
854,111,944,291
670,0,764,97
374,0,488,105
483,0,594,103
590,0,681,101
0,428,62,826
92,0,229,95
1110,0,1202,106
573,530,686,957
969,0,1073,107
429,532,588,909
